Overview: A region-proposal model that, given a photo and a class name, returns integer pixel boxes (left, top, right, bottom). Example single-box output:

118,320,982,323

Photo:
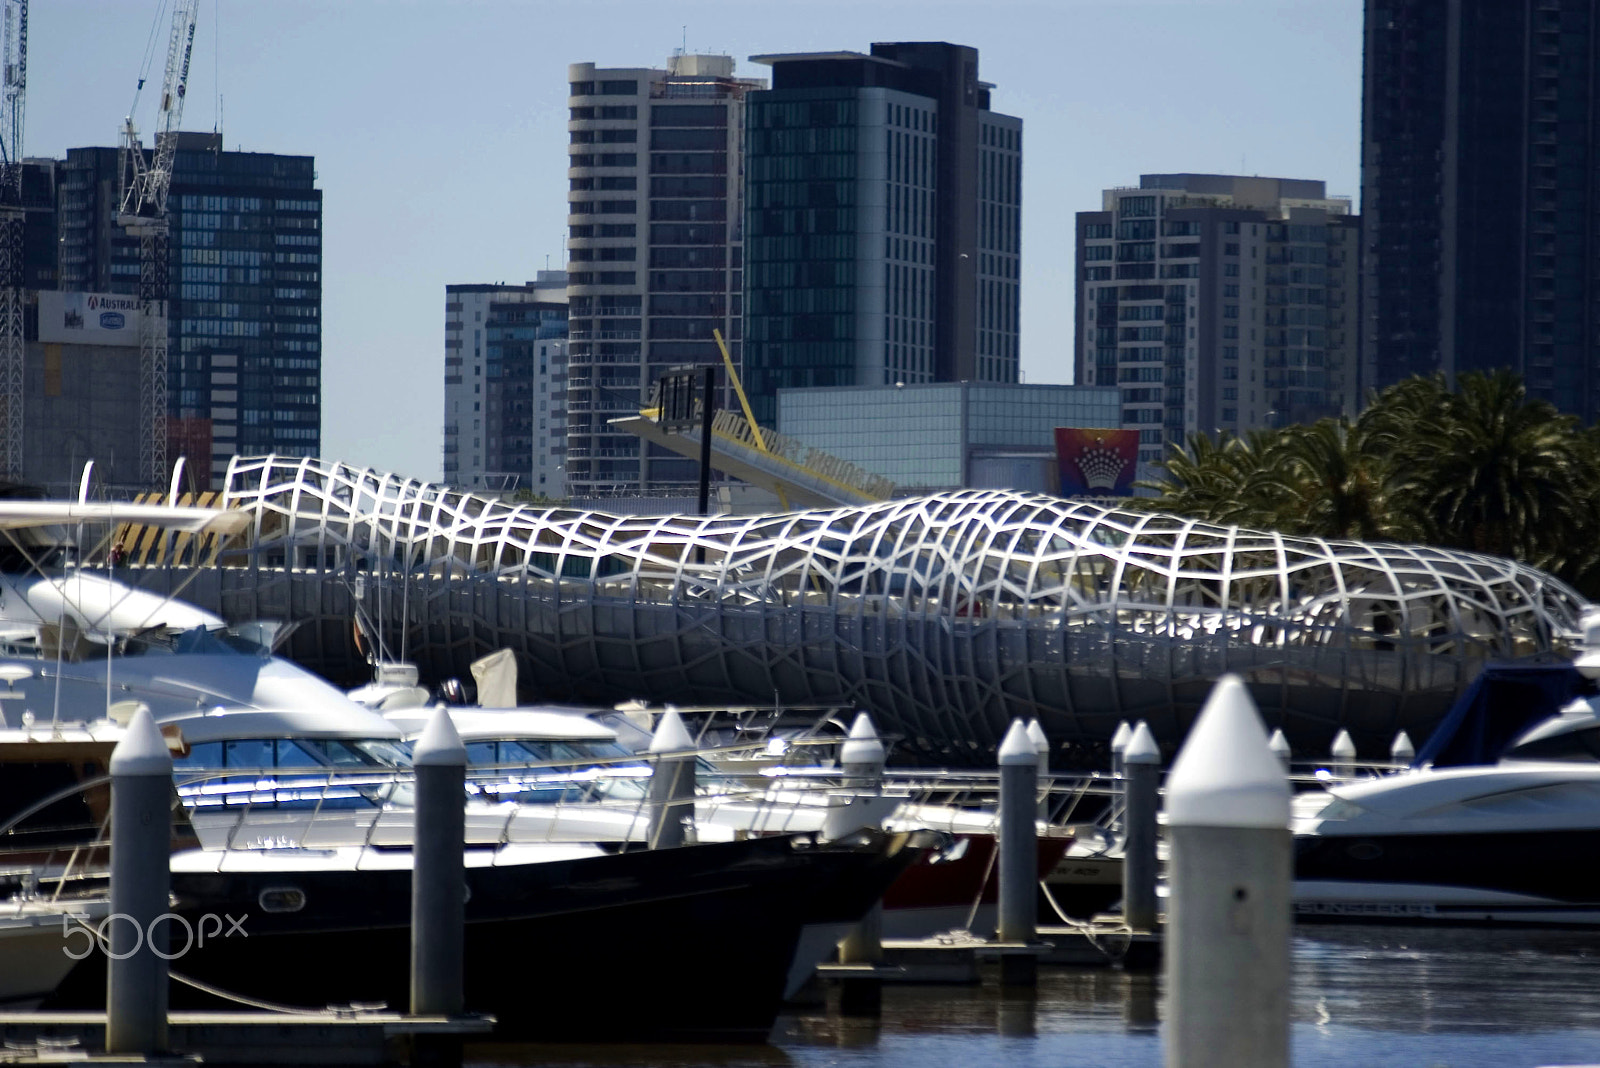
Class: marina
0,487,1598,1067
9,0,1600,1062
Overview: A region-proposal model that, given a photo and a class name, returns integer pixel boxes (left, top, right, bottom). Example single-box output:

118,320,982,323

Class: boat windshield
463,737,650,803
123,625,272,658
174,737,413,811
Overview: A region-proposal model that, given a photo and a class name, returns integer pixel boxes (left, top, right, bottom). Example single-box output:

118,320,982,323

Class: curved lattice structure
126,456,1588,756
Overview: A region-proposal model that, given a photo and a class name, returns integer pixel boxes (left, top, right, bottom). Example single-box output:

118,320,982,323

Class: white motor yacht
1293,692,1600,925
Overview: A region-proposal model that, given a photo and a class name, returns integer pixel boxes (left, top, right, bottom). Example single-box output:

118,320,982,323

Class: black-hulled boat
47,830,927,1042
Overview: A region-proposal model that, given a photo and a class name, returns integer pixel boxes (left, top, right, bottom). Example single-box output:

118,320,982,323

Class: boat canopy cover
1414,662,1593,768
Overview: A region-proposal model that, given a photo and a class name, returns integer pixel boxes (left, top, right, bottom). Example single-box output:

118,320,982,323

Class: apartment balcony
567,329,644,341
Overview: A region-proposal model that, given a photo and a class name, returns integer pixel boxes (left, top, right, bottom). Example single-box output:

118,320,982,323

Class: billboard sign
38,291,143,347
1055,427,1140,496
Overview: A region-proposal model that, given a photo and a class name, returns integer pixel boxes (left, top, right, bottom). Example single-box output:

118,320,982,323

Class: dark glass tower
57,134,321,483
743,42,1021,426
484,296,567,491
1364,0,1600,415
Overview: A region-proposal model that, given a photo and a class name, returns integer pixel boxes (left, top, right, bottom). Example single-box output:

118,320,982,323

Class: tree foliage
1136,370,1600,596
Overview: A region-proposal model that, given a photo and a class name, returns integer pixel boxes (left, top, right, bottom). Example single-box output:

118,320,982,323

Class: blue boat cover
1414,662,1593,768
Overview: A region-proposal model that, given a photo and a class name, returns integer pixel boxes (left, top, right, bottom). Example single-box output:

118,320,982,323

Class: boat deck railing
0,748,1424,889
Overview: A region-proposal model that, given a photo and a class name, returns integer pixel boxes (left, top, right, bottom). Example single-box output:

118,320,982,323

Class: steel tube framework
122,455,1588,756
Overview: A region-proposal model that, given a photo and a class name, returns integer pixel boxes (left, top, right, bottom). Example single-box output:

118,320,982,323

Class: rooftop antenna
212,0,219,135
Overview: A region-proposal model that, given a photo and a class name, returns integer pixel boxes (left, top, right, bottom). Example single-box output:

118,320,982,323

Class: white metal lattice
143,454,1593,754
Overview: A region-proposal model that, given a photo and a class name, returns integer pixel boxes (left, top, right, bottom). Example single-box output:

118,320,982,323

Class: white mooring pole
1121,721,1160,934
833,712,889,976
1390,729,1415,767
106,707,173,1055
823,712,887,841
1268,727,1292,773
411,707,466,1018
1026,718,1051,820
997,719,1039,986
647,709,696,849
1109,719,1132,829
1164,674,1292,1068
1330,728,1357,780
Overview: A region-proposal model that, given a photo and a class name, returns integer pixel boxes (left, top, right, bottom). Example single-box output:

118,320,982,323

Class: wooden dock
813,920,1163,991
0,1011,494,1067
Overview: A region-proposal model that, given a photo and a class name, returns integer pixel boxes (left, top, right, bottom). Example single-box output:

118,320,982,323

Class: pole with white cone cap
412,706,466,1018
997,719,1039,986
1390,729,1415,767
106,707,172,1055
1330,728,1357,780
1026,719,1051,820
1268,727,1292,773
1165,674,1291,1068
823,712,887,841
647,709,697,849
832,713,889,985
1121,721,1160,934
1110,720,1132,832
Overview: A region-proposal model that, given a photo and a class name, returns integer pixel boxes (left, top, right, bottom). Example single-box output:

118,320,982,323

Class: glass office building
58,133,321,485
778,381,1119,491
744,43,1022,426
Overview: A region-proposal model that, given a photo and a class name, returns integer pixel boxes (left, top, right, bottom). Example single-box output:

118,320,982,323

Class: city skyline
27,1,1360,484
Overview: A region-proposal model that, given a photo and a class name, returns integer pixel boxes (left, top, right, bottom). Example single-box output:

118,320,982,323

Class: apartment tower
564,55,764,502
1074,175,1359,469
443,272,569,496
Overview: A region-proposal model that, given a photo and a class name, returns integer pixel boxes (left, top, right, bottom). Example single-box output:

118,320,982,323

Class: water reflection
469,928,1600,1068
1294,925,1600,1034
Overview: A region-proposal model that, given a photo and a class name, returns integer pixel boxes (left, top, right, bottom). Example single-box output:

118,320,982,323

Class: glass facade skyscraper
1363,0,1600,416
57,133,321,485
743,43,1021,426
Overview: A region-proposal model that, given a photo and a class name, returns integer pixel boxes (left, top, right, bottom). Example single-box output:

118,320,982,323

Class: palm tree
1388,369,1585,561
1135,429,1276,525
1131,370,1600,596
1245,418,1403,542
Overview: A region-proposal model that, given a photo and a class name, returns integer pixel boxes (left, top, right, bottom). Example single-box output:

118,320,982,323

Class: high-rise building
564,55,764,502
742,42,1021,426
443,274,569,496
18,159,60,291
57,133,321,484
1363,0,1600,415
1074,175,1359,469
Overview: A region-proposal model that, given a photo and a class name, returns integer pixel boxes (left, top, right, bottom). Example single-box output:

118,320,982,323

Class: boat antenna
398,495,412,664
105,499,113,719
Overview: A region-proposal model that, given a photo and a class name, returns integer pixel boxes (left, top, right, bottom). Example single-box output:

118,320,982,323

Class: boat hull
1295,827,1600,927
47,832,924,1042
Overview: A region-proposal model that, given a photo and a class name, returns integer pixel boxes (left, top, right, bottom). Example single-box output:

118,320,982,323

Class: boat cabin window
122,625,273,659
174,737,409,811
462,737,649,803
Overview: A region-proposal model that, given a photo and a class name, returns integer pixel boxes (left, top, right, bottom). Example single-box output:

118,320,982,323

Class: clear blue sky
32,1,1360,483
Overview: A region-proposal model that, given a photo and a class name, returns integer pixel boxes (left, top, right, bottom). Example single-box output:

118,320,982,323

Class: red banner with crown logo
1055,428,1139,497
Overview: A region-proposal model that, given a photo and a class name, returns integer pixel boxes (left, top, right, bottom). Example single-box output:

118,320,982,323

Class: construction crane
119,0,198,486
0,0,25,481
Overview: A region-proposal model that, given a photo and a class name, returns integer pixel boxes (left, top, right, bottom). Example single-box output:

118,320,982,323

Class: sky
31,0,1361,484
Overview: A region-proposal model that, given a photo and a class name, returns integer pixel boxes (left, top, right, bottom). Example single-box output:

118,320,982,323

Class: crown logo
1074,441,1128,490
